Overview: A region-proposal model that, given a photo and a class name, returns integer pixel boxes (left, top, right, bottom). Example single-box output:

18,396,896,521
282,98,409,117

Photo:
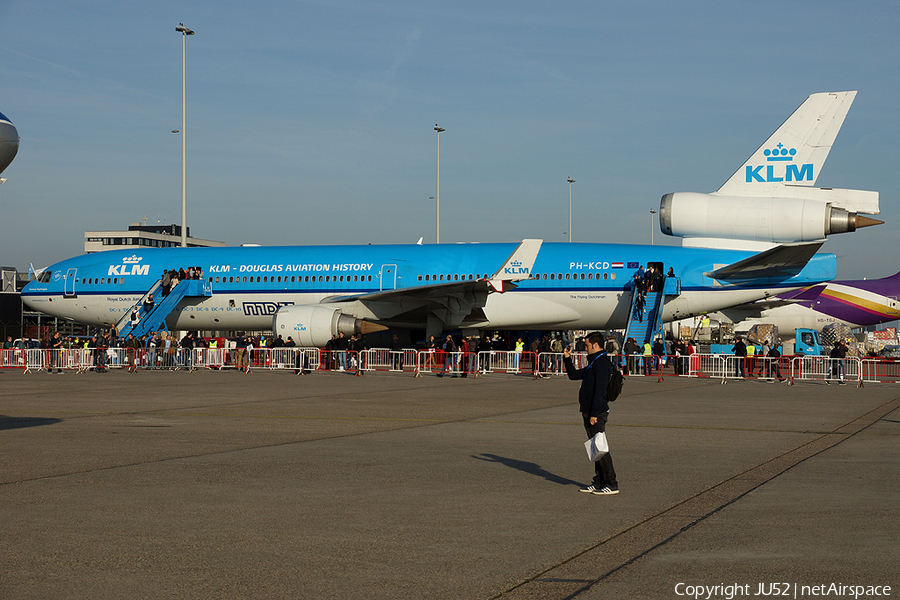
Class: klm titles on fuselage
745,143,813,183
208,263,376,274
106,262,378,277
108,264,150,277
107,255,149,277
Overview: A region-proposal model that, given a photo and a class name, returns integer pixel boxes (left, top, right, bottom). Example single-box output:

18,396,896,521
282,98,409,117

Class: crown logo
122,255,143,264
764,143,796,162
510,260,522,267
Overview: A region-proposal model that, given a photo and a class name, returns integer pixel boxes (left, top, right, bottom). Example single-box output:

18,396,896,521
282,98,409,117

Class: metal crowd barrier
1,348,27,369
416,351,477,377
535,352,661,379
861,358,900,384
790,356,862,387
534,352,574,377
358,348,418,373
477,351,536,376
2,346,880,388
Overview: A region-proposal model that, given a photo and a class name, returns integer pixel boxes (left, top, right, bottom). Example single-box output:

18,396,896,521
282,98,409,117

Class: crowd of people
160,266,203,297
730,336,787,382
1,327,860,383
630,264,676,322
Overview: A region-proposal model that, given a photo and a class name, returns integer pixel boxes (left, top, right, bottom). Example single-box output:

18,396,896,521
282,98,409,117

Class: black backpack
607,359,624,402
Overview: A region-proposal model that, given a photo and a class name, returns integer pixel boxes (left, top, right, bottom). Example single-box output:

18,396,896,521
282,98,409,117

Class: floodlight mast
175,24,194,248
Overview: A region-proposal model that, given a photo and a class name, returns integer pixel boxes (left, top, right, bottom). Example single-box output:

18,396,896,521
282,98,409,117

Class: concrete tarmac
1,369,898,599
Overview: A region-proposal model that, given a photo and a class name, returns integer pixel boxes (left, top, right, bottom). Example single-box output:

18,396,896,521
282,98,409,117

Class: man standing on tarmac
732,336,747,379
564,331,619,496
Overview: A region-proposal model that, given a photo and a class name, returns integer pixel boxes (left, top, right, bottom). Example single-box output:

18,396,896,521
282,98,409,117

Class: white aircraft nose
0,114,20,175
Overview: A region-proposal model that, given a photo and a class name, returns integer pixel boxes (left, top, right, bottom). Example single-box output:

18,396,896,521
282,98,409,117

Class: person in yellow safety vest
642,341,653,376
514,338,524,371
208,338,218,349
745,343,755,377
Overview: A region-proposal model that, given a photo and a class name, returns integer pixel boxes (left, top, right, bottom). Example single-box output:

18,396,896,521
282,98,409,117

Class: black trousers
583,413,618,489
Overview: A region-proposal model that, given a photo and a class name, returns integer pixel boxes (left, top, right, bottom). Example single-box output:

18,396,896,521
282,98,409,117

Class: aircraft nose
0,115,20,175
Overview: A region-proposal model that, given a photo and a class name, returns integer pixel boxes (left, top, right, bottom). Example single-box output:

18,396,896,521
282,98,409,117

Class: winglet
489,239,542,293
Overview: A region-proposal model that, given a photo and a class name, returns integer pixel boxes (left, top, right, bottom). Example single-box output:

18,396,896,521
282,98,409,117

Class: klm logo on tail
504,260,530,276
745,143,813,183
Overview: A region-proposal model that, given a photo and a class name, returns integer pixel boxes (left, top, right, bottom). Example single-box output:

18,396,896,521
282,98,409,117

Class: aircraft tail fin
489,239,542,292
27,263,47,281
716,91,856,196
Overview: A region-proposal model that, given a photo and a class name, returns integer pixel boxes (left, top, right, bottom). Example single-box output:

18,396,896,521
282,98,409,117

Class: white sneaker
592,486,619,495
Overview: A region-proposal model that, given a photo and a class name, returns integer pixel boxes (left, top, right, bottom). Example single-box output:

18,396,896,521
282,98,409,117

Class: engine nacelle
659,192,874,244
273,304,382,347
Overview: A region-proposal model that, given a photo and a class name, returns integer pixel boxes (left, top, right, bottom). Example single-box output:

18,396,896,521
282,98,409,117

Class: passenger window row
413,272,617,282
532,272,616,281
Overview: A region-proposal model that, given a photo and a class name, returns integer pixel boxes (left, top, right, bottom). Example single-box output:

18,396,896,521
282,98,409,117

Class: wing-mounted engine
273,305,385,347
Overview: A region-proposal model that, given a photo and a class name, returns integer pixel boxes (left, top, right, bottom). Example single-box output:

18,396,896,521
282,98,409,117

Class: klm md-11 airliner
22,92,881,345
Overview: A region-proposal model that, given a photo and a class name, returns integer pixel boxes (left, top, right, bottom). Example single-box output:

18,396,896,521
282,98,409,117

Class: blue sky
1,0,898,279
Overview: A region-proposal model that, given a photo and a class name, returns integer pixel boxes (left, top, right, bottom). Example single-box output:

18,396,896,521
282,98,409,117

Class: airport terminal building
84,222,224,253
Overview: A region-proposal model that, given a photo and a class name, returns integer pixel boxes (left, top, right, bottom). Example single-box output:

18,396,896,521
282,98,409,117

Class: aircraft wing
715,298,806,323
320,239,542,328
704,241,824,282
708,283,826,323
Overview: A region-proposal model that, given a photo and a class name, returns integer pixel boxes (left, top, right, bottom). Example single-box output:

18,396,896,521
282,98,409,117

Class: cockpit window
38,271,52,283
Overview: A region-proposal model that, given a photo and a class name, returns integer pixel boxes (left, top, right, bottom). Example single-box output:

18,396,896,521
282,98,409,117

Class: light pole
567,177,575,243
175,23,194,248
434,125,444,244
649,209,657,245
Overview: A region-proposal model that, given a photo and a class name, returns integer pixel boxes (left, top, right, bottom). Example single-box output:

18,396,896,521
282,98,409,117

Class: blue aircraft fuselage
22,241,836,338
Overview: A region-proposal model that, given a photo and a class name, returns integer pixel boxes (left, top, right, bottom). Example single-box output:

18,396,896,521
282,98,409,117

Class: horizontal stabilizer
705,241,824,282
778,284,827,302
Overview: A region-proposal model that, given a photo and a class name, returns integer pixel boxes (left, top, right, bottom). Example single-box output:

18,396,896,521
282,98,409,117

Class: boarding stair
116,279,212,338
624,276,680,347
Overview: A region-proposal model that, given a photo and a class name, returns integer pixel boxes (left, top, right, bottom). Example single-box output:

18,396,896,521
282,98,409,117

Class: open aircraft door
379,264,397,291
64,268,77,298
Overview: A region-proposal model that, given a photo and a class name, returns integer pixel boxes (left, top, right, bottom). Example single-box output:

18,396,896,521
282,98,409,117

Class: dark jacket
624,339,640,355
564,351,613,417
